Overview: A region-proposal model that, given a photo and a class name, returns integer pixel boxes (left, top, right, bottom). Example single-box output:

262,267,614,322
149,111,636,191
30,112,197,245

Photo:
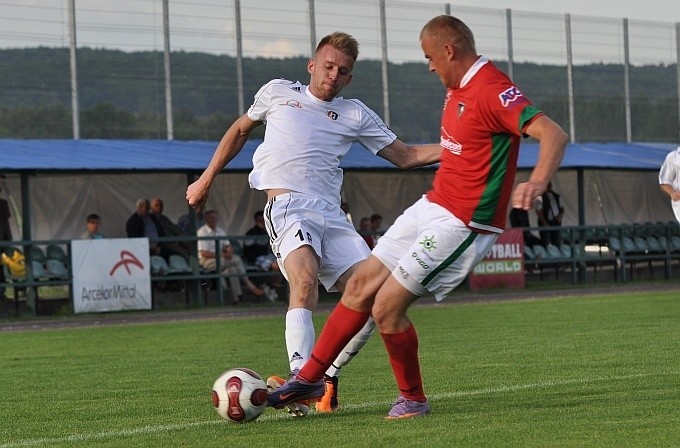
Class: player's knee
371,302,395,330
292,276,317,297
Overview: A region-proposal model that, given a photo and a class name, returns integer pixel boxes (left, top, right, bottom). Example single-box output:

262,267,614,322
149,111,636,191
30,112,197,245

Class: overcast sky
443,0,680,23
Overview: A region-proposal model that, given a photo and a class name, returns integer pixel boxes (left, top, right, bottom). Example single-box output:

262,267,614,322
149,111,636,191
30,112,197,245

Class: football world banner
468,228,524,290
72,238,152,313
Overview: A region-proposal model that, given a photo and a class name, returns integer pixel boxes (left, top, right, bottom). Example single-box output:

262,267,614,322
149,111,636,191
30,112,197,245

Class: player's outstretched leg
316,317,376,412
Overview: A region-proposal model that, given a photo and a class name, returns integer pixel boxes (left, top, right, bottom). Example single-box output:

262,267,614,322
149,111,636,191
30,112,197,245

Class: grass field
1,291,678,447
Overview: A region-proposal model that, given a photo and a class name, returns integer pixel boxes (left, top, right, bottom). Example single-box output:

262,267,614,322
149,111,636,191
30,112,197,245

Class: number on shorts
294,228,312,243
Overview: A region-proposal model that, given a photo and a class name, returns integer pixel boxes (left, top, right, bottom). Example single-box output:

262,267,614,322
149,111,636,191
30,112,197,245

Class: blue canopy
0,139,676,172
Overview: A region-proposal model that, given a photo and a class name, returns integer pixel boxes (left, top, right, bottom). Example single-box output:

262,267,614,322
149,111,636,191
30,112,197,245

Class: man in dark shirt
125,198,165,256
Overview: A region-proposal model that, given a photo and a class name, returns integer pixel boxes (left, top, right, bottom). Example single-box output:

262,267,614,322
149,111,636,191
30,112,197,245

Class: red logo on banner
109,250,144,276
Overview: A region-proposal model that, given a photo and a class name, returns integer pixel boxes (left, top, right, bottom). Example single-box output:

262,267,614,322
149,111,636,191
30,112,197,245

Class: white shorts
373,196,499,301
264,192,370,291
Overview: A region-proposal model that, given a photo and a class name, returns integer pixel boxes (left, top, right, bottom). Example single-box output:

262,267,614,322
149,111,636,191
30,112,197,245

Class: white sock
325,317,375,378
285,308,315,373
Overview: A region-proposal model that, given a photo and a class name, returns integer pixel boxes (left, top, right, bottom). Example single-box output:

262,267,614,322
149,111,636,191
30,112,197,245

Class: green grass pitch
1,291,678,447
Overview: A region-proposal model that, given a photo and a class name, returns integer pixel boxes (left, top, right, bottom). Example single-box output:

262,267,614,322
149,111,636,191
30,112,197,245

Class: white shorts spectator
373,195,498,301
265,192,370,291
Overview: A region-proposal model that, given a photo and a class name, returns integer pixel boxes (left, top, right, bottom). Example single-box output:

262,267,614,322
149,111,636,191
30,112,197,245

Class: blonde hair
315,31,359,61
420,15,476,54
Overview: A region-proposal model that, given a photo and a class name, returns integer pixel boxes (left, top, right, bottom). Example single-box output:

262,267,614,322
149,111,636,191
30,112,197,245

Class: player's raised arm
377,139,442,169
186,115,262,209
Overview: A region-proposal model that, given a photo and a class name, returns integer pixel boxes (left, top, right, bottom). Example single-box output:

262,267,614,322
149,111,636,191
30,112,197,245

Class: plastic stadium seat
46,244,68,263
608,237,622,253
532,245,548,260
31,261,48,279
633,236,649,253
29,246,47,264
671,236,680,252
150,255,170,275
621,237,638,253
546,244,564,259
645,236,663,253
46,259,69,279
168,255,192,274
560,244,572,258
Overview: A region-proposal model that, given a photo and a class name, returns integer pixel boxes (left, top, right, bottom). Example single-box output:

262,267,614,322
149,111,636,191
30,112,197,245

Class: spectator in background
340,201,353,224
536,182,564,247
81,213,105,239
0,184,12,304
0,185,11,244
177,203,206,236
370,213,383,235
659,145,680,224
357,216,375,249
197,210,264,305
243,210,282,302
125,198,164,256
509,207,542,248
150,197,191,259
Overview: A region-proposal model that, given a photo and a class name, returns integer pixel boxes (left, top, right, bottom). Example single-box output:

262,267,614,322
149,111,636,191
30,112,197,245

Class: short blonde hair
315,31,359,61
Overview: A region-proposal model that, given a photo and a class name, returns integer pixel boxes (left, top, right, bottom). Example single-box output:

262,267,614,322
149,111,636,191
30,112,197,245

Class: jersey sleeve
480,79,542,136
350,99,397,155
247,79,299,123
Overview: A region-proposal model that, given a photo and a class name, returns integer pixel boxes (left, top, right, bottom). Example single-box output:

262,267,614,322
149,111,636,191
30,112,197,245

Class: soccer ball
211,368,268,423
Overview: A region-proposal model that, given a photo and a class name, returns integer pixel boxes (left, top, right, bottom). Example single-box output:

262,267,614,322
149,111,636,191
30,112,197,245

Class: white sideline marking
0,372,670,448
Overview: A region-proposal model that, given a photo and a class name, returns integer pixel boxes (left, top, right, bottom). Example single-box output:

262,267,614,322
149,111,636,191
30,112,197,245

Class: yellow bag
2,250,26,277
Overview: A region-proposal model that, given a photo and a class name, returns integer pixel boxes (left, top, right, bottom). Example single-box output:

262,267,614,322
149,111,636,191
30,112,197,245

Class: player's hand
186,180,209,209
512,180,546,210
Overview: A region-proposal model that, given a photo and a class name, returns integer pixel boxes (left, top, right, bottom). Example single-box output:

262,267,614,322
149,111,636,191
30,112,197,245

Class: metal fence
1,0,679,142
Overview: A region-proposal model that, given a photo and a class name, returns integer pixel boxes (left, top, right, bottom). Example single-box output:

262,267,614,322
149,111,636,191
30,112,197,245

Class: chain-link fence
0,0,678,142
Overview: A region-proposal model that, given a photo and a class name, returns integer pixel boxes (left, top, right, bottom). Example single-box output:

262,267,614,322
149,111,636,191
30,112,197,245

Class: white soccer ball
211,368,268,423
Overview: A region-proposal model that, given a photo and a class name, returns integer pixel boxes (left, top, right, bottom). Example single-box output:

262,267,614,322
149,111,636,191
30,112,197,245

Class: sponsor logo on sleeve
498,86,524,107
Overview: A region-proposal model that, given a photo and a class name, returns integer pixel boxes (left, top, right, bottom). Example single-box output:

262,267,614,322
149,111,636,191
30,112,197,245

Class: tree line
0,47,677,142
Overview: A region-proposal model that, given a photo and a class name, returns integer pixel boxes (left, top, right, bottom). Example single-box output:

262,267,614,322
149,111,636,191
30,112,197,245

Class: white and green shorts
373,196,498,301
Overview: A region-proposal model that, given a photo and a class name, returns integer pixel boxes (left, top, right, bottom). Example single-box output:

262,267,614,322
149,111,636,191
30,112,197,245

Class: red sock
381,324,426,401
299,303,370,382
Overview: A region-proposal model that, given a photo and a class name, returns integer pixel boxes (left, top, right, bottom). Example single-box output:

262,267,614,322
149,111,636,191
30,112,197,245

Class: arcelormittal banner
72,238,152,313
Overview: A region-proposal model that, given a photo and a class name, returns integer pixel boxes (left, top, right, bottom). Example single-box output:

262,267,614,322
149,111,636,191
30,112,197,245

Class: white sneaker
262,284,278,302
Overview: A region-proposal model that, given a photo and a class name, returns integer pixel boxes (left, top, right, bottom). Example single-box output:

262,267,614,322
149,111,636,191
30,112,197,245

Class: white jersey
247,79,397,205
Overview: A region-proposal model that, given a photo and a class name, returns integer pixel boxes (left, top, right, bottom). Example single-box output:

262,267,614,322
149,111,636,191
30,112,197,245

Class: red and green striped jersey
426,57,542,233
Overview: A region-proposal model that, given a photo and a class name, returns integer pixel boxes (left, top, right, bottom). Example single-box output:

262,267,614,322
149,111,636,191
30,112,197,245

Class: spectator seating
46,244,68,265
522,221,680,283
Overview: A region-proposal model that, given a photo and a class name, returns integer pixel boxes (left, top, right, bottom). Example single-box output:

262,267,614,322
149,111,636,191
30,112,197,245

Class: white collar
460,56,489,88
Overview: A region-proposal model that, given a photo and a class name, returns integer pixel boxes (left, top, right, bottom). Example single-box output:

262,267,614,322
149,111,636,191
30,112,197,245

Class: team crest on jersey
498,86,524,107
283,100,302,108
327,110,339,120
457,102,465,118
440,127,462,155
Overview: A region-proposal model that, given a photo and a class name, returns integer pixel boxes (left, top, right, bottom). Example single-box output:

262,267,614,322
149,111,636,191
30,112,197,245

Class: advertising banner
469,228,524,291
71,238,151,313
